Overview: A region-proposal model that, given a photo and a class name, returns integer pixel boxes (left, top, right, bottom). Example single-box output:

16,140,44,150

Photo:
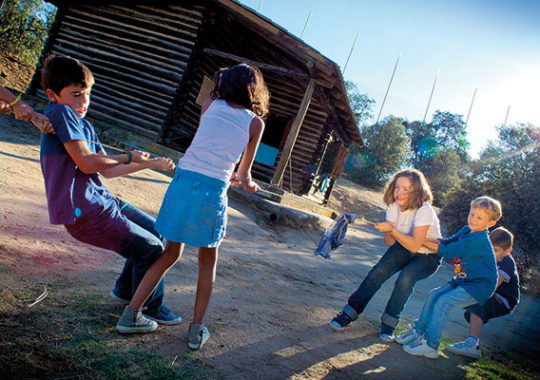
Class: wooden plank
202,48,310,79
271,79,315,185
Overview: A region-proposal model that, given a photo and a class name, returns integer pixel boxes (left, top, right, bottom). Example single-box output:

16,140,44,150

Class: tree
416,148,461,206
345,117,410,189
404,110,470,167
0,0,56,65
344,81,375,126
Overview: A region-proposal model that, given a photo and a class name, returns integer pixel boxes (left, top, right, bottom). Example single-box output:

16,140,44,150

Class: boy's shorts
464,296,511,324
155,169,228,248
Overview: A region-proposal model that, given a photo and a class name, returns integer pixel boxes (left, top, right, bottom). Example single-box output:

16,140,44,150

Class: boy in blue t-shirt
395,196,501,359
40,55,180,331
447,227,519,358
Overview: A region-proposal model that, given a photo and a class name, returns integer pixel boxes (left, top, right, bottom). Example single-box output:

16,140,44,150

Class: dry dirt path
1,115,538,379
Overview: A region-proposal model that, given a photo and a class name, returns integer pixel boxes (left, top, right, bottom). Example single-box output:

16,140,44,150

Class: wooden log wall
164,5,333,193
33,3,205,139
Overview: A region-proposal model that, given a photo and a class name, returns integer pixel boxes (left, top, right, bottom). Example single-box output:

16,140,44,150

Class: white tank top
178,99,256,182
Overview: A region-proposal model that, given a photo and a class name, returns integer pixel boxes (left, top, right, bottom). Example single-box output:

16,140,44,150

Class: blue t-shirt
437,226,498,305
40,103,115,224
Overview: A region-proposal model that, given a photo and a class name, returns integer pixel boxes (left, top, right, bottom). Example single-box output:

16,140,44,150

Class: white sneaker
447,341,481,359
395,328,420,345
402,338,439,359
379,333,395,343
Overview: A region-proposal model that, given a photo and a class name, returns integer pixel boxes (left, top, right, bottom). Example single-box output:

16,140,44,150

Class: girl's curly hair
211,63,270,117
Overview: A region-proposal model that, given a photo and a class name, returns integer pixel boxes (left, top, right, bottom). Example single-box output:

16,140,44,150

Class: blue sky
238,0,540,157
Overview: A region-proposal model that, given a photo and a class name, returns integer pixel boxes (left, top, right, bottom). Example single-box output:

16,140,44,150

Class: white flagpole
465,88,477,129
342,33,358,75
375,52,401,125
503,106,511,127
422,68,440,125
257,0,264,12
300,10,312,38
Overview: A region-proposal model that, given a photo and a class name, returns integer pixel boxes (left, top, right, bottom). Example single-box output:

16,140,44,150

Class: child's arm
0,100,10,114
99,153,175,178
375,221,431,253
230,116,264,193
63,141,173,175
0,86,53,133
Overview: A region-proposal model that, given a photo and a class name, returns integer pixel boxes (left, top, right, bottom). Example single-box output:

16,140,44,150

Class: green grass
0,280,211,379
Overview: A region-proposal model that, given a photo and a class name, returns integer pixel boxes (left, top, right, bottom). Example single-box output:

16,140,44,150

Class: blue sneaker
143,305,182,325
110,289,130,304
329,311,353,331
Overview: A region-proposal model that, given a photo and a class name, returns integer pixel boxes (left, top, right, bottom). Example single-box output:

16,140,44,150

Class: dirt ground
2,109,539,379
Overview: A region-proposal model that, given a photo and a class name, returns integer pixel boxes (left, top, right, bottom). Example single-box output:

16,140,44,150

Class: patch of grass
464,351,539,380
0,279,211,379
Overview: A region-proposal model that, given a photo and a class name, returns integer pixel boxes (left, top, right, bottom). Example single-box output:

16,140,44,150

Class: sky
238,0,540,157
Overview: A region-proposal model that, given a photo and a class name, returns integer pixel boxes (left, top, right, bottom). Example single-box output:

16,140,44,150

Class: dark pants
348,242,441,333
65,198,165,312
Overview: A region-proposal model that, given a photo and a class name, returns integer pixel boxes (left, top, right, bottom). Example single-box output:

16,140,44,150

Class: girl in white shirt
329,169,442,341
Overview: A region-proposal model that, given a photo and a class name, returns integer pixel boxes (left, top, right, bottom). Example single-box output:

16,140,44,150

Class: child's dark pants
348,242,441,331
65,198,165,312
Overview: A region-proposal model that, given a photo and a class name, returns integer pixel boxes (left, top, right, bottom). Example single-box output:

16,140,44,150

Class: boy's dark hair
489,227,514,250
41,55,94,94
211,63,270,117
383,169,433,210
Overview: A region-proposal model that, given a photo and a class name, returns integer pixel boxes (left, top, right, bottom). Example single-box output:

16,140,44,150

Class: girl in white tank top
117,64,270,350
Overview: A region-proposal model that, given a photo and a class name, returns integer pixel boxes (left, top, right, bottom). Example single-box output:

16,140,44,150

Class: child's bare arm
100,154,175,178
423,241,439,253
64,141,151,175
231,116,264,193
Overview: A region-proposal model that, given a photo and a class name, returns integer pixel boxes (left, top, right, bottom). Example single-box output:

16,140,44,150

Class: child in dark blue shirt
396,196,501,359
40,55,180,328
447,227,519,358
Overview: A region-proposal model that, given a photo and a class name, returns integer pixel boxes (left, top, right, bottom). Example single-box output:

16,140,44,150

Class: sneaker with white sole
395,328,420,345
402,338,439,359
379,333,395,342
110,289,130,304
188,323,210,350
116,306,158,334
447,341,481,359
143,305,182,325
329,312,353,331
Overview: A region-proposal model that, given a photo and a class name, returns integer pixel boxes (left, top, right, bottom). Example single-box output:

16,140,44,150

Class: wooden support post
271,79,315,186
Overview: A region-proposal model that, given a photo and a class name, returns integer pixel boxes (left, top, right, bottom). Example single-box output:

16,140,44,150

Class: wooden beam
271,79,316,186
202,48,310,79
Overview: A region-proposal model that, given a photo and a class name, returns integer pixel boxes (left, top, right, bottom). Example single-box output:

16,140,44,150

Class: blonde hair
470,196,502,222
383,169,433,210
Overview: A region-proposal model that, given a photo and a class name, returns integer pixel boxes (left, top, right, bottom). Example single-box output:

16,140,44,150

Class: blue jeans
65,198,165,312
413,283,476,349
347,243,441,333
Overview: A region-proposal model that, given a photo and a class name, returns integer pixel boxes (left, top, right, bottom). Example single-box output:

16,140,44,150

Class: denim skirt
155,169,228,247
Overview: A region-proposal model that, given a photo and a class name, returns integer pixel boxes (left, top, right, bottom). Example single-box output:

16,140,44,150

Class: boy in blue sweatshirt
447,227,519,359
395,196,501,359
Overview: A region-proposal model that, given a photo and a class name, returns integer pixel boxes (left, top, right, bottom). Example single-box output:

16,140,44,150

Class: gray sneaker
188,323,210,350
116,305,158,334
447,341,481,359
395,328,420,345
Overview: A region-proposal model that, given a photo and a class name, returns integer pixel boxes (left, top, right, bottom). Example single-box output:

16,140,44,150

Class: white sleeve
386,202,397,223
413,203,435,227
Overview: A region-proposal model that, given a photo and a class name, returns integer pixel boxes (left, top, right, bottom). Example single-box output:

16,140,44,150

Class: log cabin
29,0,363,205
